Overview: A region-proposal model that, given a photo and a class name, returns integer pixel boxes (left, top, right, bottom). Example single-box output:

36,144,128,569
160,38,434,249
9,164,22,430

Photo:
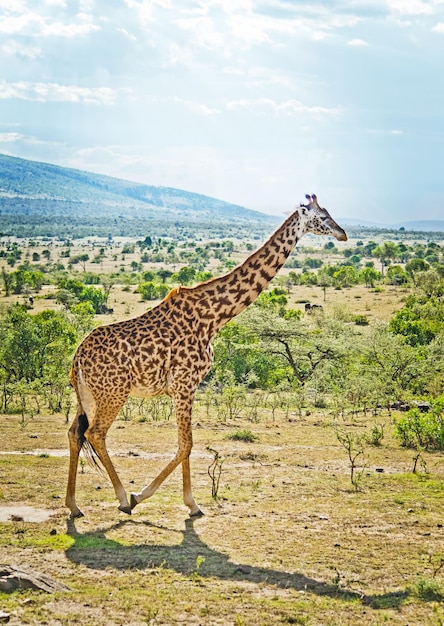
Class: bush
228,429,258,443
410,577,443,602
395,398,444,451
365,422,385,446
354,314,369,326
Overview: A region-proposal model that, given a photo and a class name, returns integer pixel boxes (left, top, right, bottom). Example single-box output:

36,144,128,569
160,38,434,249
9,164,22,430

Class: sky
0,0,444,223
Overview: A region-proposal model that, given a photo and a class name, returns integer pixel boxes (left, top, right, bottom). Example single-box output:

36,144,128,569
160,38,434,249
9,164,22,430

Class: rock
0,565,70,593
0,611,10,623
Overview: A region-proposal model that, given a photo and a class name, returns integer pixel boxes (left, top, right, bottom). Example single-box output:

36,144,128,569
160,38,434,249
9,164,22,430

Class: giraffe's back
71,313,171,399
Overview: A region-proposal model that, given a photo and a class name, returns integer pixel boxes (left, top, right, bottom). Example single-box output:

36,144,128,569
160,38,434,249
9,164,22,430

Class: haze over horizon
0,1,443,224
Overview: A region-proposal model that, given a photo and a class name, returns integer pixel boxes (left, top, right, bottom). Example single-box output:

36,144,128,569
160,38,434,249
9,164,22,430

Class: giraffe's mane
161,285,182,303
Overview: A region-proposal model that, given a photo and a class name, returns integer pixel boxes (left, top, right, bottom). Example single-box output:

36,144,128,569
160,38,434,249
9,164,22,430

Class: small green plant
334,427,367,490
412,450,428,474
353,314,369,326
366,422,385,446
228,429,258,443
207,447,224,502
190,555,206,583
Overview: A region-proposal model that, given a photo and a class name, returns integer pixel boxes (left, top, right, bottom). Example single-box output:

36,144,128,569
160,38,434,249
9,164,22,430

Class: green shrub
354,314,369,326
395,398,444,451
228,429,258,443
410,577,443,602
366,422,385,446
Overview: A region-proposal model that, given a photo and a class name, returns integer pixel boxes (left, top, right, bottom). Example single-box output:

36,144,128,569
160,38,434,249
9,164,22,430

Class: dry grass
0,406,443,625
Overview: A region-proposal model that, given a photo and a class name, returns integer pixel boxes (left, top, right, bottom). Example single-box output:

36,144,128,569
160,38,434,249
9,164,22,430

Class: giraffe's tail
74,362,104,474
77,413,104,474
76,412,104,474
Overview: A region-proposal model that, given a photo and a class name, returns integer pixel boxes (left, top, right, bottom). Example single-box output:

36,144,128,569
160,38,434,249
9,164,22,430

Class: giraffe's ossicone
65,194,347,518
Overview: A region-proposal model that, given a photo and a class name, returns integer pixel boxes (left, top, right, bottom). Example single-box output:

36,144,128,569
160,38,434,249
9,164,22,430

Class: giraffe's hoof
130,493,139,510
118,504,132,515
189,508,204,518
69,510,85,519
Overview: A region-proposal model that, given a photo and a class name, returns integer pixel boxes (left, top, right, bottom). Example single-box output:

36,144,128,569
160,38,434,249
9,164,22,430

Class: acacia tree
239,306,354,390
359,322,424,406
317,267,334,301
405,258,430,285
372,242,398,277
0,305,79,413
359,266,380,288
1,268,13,296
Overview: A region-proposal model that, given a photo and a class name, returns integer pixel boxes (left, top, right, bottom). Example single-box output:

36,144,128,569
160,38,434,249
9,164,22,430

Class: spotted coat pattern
65,195,347,518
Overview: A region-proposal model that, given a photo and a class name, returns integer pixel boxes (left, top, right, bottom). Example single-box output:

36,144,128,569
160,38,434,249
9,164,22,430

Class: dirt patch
0,505,55,523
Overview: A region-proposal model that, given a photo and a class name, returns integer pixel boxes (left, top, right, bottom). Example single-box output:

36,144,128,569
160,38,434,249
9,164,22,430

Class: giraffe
65,194,347,518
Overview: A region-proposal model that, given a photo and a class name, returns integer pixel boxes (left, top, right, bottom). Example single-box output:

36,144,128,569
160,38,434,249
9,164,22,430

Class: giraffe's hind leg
65,410,85,518
85,417,132,515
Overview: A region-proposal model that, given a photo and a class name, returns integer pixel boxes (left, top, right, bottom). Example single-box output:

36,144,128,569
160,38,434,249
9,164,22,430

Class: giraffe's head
298,194,347,241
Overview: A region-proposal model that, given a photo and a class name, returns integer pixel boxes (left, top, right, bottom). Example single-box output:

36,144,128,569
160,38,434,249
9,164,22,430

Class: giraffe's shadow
65,516,409,610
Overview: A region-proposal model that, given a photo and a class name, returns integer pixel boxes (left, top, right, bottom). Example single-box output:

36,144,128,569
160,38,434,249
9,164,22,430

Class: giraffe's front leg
182,456,203,517
130,391,203,516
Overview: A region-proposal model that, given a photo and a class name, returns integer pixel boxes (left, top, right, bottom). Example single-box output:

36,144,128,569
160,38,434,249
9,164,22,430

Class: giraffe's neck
191,210,303,336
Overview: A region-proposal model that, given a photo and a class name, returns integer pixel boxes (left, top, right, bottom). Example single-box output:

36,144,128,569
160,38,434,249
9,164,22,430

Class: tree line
0,264,443,448
0,233,443,451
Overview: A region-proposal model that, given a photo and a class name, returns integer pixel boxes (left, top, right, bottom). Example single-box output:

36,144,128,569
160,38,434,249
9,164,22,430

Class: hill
0,154,276,238
341,217,444,233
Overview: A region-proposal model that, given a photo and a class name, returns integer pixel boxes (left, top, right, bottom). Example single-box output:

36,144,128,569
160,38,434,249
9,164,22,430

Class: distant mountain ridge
340,217,444,232
0,153,276,229
1,153,442,236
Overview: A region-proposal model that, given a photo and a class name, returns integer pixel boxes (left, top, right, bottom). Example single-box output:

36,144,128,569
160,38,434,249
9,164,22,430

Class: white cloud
117,27,137,41
227,66,294,88
0,11,100,37
174,15,228,51
226,97,341,116
123,0,172,27
386,0,444,15
40,19,100,37
431,21,444,32
347,38,369,46
1,40,42,58
368,128,403,135
0,132,23,143
0,0,26,9
0,81,129,104
171,2,363,57
0,132,62,149
173,97,221,116
43,0,67,7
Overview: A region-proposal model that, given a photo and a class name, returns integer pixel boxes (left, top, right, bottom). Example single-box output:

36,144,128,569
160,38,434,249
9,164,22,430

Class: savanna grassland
0,407,443,626
1,226,444,625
